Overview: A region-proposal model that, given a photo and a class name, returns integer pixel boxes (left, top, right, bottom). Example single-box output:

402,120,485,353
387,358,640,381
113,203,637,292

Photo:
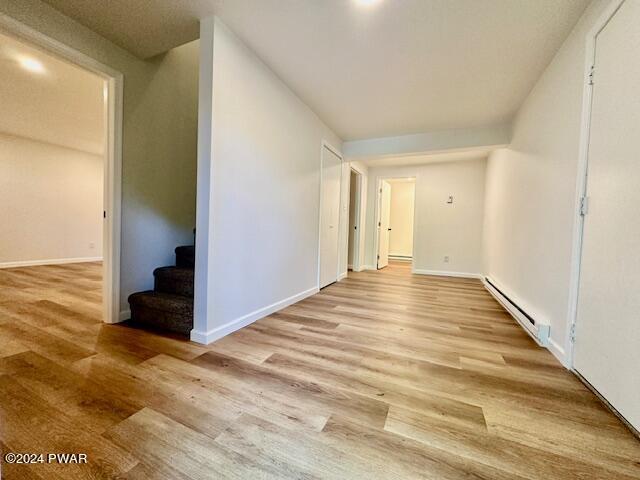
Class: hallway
0,262,638,479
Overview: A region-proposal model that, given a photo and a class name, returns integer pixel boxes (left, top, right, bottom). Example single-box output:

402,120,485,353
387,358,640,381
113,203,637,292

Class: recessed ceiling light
18,56,45,74
355,0,381,6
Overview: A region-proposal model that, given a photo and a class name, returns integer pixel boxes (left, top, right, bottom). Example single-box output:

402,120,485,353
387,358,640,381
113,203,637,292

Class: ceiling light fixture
18,56,45,74
355,0,381,6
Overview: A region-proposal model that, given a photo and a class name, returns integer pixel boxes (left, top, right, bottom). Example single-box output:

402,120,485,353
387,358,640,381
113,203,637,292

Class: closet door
319,146,341,288
574,0,640,432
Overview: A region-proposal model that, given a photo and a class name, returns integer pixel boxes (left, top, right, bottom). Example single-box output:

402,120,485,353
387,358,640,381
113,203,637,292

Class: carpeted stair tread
127,242,195,335
175,245,195,268
153,266,194,297
128,291,193,335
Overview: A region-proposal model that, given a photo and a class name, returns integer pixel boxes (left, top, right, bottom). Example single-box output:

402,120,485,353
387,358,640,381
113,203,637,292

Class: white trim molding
548,338,569,368
119,309,131,322
190,286,319,345
412,269,482,279
0,257,103,269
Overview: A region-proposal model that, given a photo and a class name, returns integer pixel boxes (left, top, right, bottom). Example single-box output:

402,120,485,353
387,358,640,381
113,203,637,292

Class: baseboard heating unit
483,277,550,346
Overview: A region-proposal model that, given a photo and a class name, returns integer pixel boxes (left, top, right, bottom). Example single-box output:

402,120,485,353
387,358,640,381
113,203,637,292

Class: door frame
347,166,364,272
373,176,417,270
565,0,626,368
317,140,344,288
0,14,124,324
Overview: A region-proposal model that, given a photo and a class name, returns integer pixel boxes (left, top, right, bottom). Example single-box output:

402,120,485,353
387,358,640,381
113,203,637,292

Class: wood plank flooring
0,260,638,479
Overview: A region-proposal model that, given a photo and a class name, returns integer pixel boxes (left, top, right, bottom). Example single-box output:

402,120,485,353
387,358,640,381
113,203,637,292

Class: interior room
385,178,415,264
0,0,638,478
0,30,106,322
374,176,417,269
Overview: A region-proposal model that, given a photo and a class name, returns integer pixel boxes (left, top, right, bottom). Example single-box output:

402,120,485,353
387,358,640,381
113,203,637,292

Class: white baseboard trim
338,271,348,280
412,269,483,279
190,286,319,345
389,255,412,260
361,264,377,271
548,337,570,368
118,309,131,322
0,256,103,269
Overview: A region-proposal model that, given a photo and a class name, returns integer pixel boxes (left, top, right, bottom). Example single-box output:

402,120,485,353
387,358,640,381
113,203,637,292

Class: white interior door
377,180,391,269
319,146,342,288
574,0,640,432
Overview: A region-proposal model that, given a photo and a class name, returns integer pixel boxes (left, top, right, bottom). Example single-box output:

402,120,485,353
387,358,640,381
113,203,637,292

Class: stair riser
130,305,192,335
176,253,194,268
175,246,195,268
154,276,193,297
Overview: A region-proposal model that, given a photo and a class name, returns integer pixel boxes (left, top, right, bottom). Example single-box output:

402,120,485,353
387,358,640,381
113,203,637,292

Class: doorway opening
347,168,362,271
375,177,416,269
0,20,122,324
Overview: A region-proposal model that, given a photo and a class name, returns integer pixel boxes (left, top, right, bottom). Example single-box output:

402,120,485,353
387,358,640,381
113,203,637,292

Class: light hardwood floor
0,261,638,479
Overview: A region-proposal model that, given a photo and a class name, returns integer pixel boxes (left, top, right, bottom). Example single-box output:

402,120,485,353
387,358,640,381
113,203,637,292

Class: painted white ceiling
0,31,104,155
41,0,590,141
361,148,491,169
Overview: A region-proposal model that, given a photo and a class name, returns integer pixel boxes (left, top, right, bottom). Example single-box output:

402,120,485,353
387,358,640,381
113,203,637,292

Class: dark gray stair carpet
154,266,194,297
175,245,195,268
128,291,193,335
127,244,195,336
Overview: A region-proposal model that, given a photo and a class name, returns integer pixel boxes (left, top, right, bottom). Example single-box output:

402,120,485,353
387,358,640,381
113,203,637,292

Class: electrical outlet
444,255,450,263
89,242,95,249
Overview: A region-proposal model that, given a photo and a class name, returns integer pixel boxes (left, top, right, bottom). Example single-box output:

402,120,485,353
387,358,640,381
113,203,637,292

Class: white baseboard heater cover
483,277,550,346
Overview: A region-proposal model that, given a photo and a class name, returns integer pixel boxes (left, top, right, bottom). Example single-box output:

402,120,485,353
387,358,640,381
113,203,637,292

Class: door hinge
378,221,381,227
103,210,107,219
580,196,589,216
379,188,383,193
570,324,576,343
377,254,380,259
588,64,595,85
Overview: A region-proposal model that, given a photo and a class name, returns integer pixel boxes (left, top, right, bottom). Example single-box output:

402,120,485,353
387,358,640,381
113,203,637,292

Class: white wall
0,133,103,266
363,158,486,276
388,181,415,258
482,0,610,364
123,39,199,312
193,18,342,343
1,1,199,316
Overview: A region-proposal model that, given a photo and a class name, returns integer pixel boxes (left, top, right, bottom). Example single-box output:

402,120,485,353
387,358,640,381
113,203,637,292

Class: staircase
128,245,195,335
